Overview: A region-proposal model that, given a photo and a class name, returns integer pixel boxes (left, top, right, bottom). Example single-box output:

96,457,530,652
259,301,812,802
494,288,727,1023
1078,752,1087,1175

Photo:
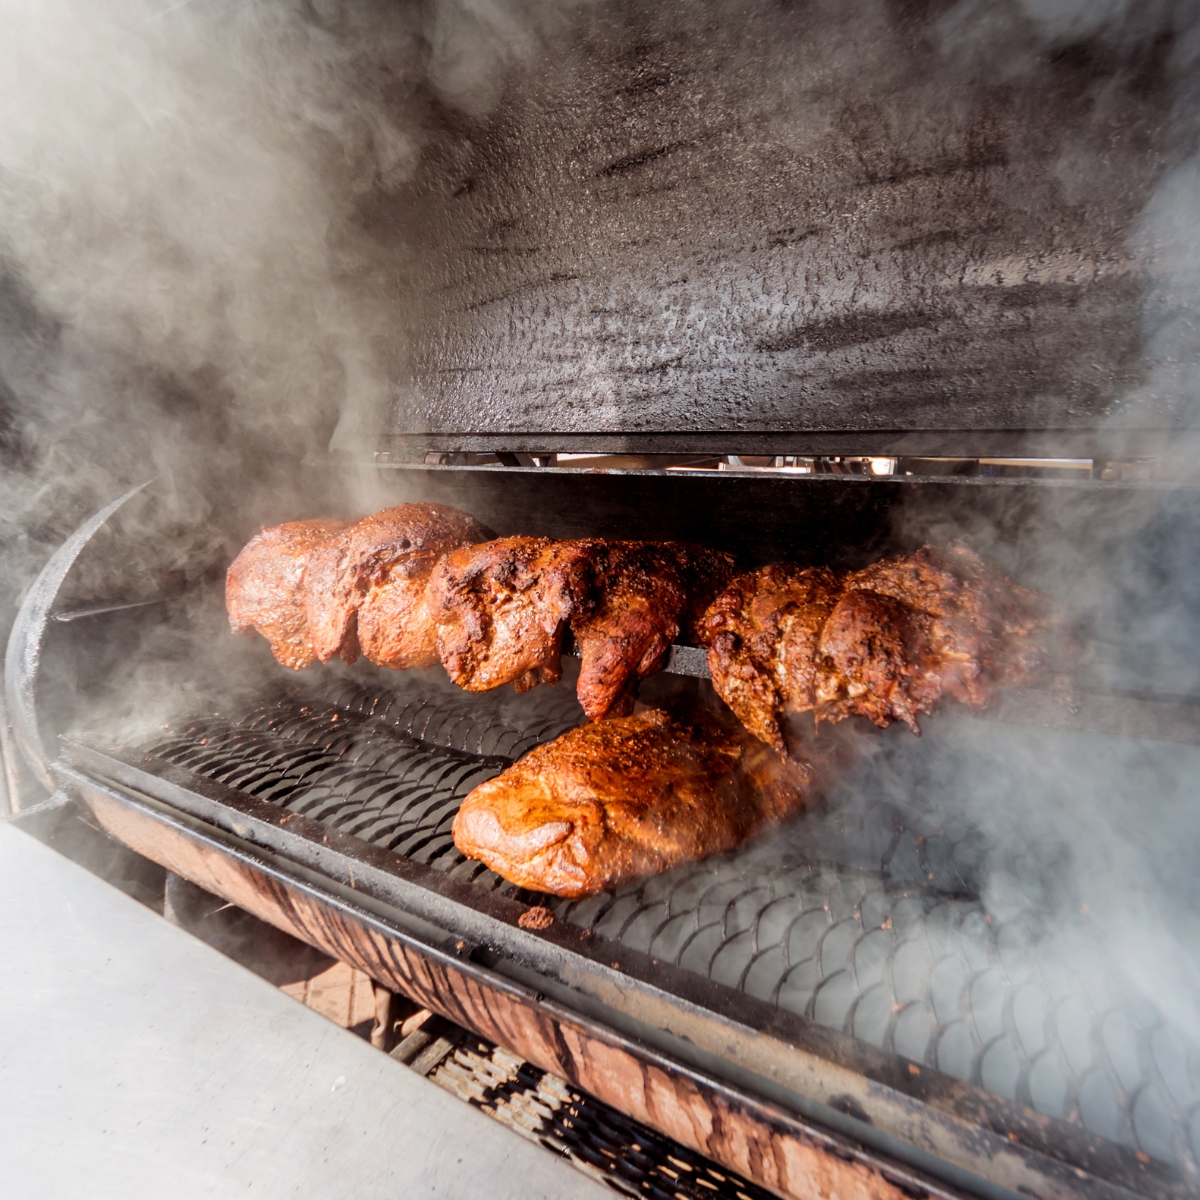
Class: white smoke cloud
0,0,575,610
0,1,404,597
0,0,574,770
5,0,1200,1163
1017,0,1136,42
1119,155,1200,430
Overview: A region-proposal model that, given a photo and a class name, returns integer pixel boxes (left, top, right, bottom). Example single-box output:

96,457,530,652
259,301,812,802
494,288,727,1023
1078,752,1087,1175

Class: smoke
0,0,570,744
1120,155,1200,433
778,707,1200,1157
803,2,1200,1156
1,2,369,606
0,0,570,615
5,0,1200,1166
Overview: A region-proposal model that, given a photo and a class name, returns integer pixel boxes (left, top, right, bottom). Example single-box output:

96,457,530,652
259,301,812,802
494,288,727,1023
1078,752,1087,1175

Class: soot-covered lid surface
369,0,1195,451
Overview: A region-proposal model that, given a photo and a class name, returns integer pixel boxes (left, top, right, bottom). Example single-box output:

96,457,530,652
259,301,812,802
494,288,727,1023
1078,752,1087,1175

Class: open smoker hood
358,0,1186,465
9,4,1200,1197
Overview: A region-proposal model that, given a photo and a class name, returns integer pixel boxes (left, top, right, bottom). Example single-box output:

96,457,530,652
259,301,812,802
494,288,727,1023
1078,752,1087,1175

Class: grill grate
425,1034,776,1200
141,678,1200,1173
152,674,583,896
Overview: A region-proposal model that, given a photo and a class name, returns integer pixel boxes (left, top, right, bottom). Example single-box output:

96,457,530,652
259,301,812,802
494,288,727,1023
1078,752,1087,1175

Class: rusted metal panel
57,749,1190,1200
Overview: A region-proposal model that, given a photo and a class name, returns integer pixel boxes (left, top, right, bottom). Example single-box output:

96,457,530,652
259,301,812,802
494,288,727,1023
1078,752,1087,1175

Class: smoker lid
372,1,1189,458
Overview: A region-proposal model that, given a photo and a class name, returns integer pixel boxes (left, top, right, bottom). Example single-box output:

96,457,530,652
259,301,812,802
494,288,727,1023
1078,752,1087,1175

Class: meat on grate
306,503,494,669
427,536,594,696
452,707,814,897
427,537,735,720
699,543,1077,754
226,518,351,669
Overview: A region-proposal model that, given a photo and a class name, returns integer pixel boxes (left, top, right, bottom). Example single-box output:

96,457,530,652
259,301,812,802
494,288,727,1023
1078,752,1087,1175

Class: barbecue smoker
8,5,1200,1199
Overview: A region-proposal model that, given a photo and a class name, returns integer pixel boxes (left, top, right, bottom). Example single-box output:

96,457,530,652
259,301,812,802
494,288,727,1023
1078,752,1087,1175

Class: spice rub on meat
427,538,735,719
229,508,732,705
452,708,813,898
427,536,595,694
571,542,736,720
304,503,494,669
698,563,843,754
699,543,1076,754
226,518,350,669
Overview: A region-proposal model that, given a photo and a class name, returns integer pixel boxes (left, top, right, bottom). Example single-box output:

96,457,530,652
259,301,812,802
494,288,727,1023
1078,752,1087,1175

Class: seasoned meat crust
304,504,494,669
226,519,349,669
699,563,842,753
427,537,594,693
428,537,735,717
699,543,1075,753
571,542,736,720
452,708,813,897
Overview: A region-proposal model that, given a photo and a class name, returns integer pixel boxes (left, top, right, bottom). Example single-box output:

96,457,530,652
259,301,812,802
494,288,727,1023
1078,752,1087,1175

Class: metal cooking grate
305,671,589,760
151,675,583,896
554,840,1200,1171
426,1034,777,1200
141,679,1200,1172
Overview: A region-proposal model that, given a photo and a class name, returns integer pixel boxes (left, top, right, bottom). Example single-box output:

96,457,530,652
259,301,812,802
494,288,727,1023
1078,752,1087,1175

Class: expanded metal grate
141,677,1200,1172
554,840,1200,1169
425,1034,776,1200
151,673,583,897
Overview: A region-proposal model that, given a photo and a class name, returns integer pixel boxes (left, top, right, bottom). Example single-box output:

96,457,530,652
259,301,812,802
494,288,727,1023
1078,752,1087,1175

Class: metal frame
56,736,1194,1200
378,431,1184,463
3,482,150,796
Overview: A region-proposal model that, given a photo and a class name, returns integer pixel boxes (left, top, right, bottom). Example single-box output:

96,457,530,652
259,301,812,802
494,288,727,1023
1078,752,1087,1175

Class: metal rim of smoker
54,736,1190,1200
367,429,1200,467
357,453,1199,488
49,760,965,1200
10,486,1197,1200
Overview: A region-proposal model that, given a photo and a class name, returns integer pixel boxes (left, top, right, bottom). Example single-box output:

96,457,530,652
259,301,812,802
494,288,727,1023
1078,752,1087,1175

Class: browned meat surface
817,588,945,732
427,540,734,715
228,515,729,700
429,536,735,715
698,563,842,754
699,543,1075,753
304,504,493,668
570,542,736,720
452,708,813,897
427,537,594,693
844,543,1065,698
226,519,349,669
